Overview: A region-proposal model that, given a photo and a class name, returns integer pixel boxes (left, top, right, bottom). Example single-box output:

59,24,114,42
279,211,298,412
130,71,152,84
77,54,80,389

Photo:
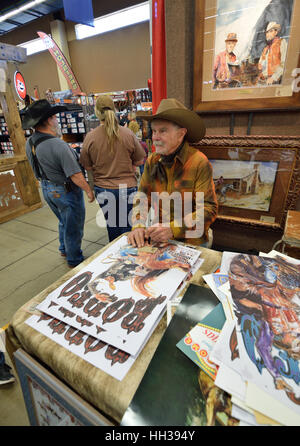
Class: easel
0,43,42,224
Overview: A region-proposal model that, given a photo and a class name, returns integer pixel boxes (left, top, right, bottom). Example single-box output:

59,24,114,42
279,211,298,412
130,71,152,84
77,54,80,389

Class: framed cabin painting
194,136,300,229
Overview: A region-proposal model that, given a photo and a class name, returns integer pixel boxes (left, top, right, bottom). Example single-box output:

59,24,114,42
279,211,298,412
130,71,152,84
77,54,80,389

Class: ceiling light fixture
75,2,150,40
0,0,48,24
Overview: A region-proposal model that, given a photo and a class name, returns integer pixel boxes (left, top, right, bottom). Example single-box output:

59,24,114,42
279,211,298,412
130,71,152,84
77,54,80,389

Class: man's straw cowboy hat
139,98,206,143
266,22,281,32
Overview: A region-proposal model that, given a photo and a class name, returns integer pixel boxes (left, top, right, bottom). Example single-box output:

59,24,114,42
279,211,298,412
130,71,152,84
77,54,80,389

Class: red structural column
151,0,167,114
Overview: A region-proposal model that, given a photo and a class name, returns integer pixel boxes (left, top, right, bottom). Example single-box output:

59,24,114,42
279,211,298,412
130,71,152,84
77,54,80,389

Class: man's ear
44,116,52,127
180,127,188,139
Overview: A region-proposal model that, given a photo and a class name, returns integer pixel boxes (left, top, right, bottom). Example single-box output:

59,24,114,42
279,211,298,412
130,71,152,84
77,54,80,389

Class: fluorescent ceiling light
18,37,47,56
0,0,48,23
75,2,150,40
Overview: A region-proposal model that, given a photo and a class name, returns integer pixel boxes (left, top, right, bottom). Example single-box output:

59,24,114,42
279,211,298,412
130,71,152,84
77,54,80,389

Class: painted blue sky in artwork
214,0,272,59
210,160,278,184
216,0,271,27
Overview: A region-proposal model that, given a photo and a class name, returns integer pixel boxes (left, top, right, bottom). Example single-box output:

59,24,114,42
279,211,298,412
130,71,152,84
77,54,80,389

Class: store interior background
1,0,300,254
1,0,151,100
0,0,300,426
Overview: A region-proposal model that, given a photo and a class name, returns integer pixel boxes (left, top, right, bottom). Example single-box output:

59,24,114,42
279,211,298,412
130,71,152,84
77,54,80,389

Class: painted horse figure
219,184,235,203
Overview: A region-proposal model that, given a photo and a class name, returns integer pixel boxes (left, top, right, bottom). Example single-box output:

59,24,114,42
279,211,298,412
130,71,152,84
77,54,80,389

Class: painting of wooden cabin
210,160,278,211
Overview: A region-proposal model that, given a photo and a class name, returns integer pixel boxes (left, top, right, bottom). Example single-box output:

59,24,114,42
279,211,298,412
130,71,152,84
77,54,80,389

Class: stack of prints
178,249,300,426
26,236,201,381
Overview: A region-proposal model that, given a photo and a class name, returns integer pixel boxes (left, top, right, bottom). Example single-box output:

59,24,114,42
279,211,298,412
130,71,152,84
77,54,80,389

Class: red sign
14,71,27,100
37,31,82,95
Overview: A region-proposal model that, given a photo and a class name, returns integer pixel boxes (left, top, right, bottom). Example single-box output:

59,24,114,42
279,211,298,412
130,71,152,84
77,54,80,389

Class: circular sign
14,71,27,100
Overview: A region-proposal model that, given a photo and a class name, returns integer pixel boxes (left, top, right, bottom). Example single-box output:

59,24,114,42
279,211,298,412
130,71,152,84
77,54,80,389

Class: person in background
22,99,94,268
24,94,32,108
128,118,140,136
0,350,15,385
80,95,145,242
128,119,149,176
137,137,148,176
127,98,218,248
119,113,129,127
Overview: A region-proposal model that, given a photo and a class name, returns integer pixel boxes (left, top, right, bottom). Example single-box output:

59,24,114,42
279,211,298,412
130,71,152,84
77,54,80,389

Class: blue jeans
139,164,145,175
200,240,209,248
41,180,85,266
94,185,137,242
0,351,4,366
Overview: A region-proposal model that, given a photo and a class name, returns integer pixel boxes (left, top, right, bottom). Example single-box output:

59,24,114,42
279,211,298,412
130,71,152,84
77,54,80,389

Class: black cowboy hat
20,99,67,130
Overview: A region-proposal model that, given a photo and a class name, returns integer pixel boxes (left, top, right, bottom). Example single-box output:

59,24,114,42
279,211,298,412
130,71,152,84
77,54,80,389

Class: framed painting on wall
193,0,300,112
194,136,300,229
14,348,113,426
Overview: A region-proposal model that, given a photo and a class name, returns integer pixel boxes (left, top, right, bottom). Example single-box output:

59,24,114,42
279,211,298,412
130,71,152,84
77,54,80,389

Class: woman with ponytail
80,95,145,242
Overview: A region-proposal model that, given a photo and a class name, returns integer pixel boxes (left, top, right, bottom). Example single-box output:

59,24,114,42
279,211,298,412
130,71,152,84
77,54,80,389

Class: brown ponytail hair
95,95,119,151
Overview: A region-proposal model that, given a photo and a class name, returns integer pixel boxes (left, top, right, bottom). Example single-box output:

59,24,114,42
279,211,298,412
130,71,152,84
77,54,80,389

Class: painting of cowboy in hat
258,21,288,85
213,33,241,89
208,0,295,92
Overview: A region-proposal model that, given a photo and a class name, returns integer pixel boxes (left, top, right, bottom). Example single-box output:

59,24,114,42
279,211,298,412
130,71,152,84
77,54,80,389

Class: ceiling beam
4,19,22,25
23,9,43,18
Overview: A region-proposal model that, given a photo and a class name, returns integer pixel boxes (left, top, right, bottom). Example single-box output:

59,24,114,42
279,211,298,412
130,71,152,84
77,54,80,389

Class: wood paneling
164,0,300,251
0,63,42,223
165,0,195,107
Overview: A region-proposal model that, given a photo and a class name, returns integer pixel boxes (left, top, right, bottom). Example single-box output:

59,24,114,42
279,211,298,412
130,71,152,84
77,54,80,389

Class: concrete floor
0,191,109,426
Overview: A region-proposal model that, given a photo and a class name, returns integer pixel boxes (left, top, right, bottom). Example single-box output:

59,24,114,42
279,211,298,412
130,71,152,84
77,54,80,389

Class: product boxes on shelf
57,110,85,135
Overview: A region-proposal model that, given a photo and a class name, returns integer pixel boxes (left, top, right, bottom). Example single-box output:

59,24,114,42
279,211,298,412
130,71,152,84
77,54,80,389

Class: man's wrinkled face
151,120,187,156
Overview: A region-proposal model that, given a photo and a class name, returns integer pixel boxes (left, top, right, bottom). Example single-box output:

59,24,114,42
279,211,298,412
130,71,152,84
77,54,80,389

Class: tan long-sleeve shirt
80,125,145,189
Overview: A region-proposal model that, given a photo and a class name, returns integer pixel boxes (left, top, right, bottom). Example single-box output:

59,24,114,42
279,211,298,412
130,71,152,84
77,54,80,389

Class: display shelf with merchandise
0,116,31,157
56,107,86,137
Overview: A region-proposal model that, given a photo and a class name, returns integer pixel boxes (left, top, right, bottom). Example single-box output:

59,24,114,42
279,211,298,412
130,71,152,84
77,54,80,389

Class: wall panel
18,51,60,98
68,22,151,94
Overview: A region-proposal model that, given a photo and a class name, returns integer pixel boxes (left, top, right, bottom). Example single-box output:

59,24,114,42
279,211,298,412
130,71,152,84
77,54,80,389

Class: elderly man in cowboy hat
23,99,94,268
213,33,241,89
258,22,287,85
127,98,218,248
